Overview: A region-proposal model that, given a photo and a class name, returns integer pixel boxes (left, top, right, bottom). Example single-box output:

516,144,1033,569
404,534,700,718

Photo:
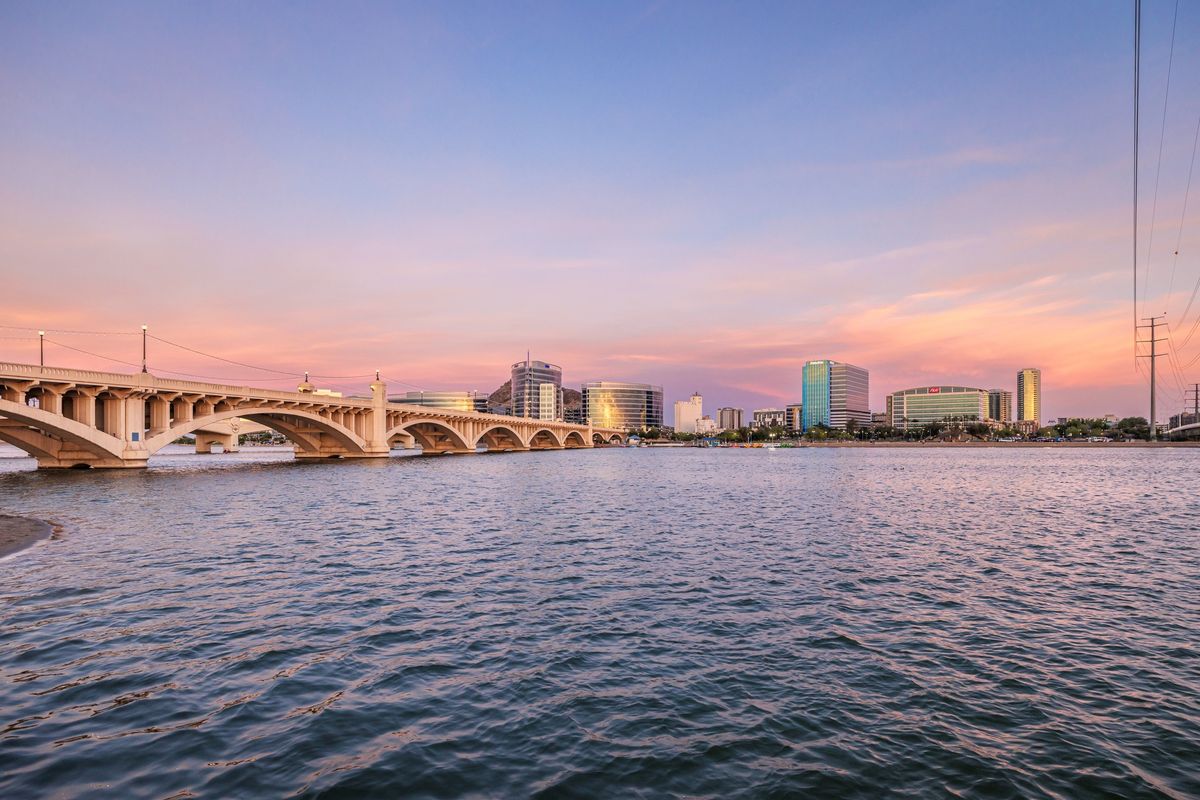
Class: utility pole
1136,315,1167,439
1189,383,1200,422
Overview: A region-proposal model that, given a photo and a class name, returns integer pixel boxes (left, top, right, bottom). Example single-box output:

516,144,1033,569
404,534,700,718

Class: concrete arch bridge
0,363,625,469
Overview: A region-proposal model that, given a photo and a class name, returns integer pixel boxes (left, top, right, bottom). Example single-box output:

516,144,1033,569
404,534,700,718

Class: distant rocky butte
488,380,581,411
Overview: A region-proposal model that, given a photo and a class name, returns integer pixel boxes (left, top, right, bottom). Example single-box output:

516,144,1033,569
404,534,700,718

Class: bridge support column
38,387,63,416
196,431,239,454
148,396,172,436
126,394,148,462
325,377,391,461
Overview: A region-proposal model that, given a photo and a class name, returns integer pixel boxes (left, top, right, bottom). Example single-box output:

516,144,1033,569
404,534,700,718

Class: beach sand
0,514,53,558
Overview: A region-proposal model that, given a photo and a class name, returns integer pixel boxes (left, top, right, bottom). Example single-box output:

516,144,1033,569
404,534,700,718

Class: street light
38,330,44,367
141,324,148,373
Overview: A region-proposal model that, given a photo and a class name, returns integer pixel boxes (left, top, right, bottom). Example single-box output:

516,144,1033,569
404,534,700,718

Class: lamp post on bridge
38,330,44,367
141,324,148,373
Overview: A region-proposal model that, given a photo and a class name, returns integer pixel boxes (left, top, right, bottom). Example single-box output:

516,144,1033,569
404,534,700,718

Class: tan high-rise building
987,389,1012,424
1016,368,1041,426
717,407,743,430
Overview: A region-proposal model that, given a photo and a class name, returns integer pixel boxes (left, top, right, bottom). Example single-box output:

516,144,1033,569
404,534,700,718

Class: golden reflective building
582,381,663,431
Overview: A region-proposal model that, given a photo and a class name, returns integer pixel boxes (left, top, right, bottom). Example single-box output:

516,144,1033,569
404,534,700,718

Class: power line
1137,315,1168,437
380,374,427,392
148,334,303,376
0,323,138,336
43,338,144,370
16,325,435,394
1163,326,1190,401
147,333,378,380
1141,0,1180,314
1166,110,1200,319
1133,0,1142,361
1177,294,1200,351
145,368,304,383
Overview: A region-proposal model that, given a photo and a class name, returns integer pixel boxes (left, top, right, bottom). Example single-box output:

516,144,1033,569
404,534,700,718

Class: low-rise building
1013,419,1040,435
751,408,786,428
390,391,488,412
887,386,989,430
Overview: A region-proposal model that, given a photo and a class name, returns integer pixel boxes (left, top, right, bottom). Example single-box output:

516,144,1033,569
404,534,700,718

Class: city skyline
3,2,1200,421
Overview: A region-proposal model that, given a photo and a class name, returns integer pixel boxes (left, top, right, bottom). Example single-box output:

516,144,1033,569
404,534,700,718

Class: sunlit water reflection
1,445,1197,798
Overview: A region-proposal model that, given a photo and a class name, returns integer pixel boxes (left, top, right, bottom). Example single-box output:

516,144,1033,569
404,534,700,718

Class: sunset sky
3,1,1199,420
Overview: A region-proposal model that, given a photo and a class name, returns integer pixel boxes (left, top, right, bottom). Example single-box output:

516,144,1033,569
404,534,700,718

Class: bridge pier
195,431,239,454
34,449,149,469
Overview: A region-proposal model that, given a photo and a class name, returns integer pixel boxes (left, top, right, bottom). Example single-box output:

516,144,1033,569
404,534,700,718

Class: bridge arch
0,397,126,468
144,407,368,458
473,424,528,452
562,430,587,448
386,419,472,454
528,428,565,449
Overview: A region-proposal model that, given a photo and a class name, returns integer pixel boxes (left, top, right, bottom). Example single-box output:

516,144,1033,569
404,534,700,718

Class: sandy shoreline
0,514,54,559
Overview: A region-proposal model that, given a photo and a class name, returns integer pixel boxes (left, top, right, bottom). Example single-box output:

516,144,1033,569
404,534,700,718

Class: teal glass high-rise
802,360,831,430
802,360,870,431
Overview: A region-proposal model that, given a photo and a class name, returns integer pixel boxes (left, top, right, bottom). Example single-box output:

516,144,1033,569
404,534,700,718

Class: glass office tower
802,360,870,431
582,381,664,430
512,358,563,420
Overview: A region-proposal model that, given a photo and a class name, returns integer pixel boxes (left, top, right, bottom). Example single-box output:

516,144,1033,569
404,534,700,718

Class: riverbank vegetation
628,416,1155,444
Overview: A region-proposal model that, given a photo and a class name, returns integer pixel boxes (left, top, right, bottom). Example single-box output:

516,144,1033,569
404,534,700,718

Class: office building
512,358,563,420
1017,368,1041,426
786,403,803,433
390,391,489,413
581,381,664,430
674,393,703,434
751,408,786,428
802,360,870,430
886,386,989,430
988,389,1012,424
717,407,744,430
695,416,717,435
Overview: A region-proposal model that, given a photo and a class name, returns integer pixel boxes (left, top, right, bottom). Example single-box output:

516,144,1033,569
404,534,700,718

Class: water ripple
0,446,1197,798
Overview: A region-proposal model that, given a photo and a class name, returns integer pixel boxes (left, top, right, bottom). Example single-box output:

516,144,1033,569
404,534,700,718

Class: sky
2,0,1199,422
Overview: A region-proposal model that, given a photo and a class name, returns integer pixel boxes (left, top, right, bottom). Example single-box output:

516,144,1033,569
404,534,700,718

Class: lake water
1,445,1197,798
